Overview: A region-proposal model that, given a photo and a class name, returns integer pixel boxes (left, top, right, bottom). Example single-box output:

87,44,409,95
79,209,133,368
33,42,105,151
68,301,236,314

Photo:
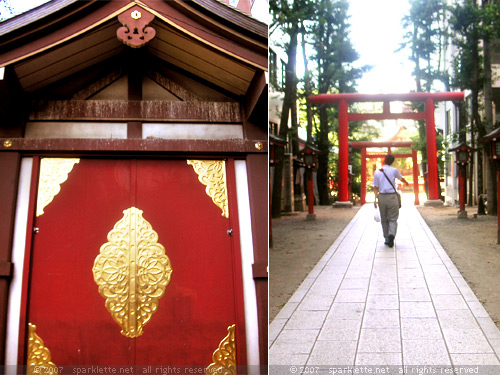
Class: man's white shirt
372,165,403,194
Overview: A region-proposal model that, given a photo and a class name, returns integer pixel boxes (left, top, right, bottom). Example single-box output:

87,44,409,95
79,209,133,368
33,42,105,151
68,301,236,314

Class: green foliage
400,0,450,91
448,0,484,91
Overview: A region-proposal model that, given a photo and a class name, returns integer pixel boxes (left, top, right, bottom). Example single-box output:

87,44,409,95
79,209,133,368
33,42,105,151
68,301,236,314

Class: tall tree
309,0,365,204
401,0,449,200
270,0,315,217
449,0,496,212
481,0,498,213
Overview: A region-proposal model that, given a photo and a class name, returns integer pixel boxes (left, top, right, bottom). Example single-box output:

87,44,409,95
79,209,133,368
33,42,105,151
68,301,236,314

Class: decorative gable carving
117,6,156,48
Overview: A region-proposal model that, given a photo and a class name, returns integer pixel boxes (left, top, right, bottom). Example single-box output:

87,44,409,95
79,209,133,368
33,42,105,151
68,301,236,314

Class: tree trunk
471,13,484,209
317,105,331,205
271,26,298,218
301,30,313,144
482,1,497,214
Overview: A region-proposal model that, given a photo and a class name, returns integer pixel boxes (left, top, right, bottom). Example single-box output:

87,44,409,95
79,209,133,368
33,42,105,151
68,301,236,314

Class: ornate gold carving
187,160,229,218
37,158,80,217
206,325,236,375
93,207,172,338
3,139,12,148
131,10,142,19
27,323,58,374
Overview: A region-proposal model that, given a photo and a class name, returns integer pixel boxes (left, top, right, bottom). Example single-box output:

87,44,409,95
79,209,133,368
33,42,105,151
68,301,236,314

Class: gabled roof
0,0,268,96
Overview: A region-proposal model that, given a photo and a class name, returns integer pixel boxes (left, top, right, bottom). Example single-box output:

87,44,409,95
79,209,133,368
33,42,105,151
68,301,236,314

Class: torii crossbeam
308,92,465,206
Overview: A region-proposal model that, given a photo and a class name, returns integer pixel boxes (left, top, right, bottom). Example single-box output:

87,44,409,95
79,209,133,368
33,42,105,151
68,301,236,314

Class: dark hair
384,154,395,165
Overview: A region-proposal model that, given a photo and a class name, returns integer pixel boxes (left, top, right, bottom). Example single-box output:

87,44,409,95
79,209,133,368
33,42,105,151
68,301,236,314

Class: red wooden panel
28,159,134,365
25,158,243,366
134,160,237,365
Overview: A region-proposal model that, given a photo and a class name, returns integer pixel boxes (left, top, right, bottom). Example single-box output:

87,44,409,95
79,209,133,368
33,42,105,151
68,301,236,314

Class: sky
348,0,415,94
0,0,49,19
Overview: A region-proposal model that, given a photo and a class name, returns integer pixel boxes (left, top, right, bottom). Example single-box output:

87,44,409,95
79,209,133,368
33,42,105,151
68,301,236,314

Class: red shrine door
23,158,245,368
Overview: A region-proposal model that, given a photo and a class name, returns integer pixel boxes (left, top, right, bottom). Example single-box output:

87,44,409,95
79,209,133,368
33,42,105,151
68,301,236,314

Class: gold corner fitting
206,324,236,375
187,160,229,219
36,158,80,217
92,207,172,338
27,323,58,374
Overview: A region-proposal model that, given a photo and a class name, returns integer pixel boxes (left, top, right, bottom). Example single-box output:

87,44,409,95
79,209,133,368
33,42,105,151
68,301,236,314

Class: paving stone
400,301,436,318
275,302,299,320
357,328,401,353
271,329,319,354
397,268,423,278
431,294,469,310
399,287,431,302
441,328,494,354
402,339,451,365
308,340,357,365
450,353,500,365
398,277,427,289
297,295,334,311
268,351,309,366
354,352,402,366
477,317,500,340
334,288,367,303
467,300,492,318
362,309,400,329
340,277,370,290
368,281,399,295
269,318,287,344
437,309,481,330
285,310,328,330
401,318,443,340
366,294,399,310
326,302,365,320
318,319,362,341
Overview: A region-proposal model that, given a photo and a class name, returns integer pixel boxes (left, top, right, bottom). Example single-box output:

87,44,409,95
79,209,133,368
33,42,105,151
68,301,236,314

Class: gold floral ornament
187,160,229,218
92,207,172,338
37,158,80,216
206,324,236,375
27,323,58,374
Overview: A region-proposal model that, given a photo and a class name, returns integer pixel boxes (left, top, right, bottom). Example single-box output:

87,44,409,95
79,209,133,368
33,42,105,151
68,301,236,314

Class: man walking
373,154,409,247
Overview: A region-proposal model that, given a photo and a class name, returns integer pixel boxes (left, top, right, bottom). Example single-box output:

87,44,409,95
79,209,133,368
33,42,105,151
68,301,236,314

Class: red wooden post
412,148,420,205
338,99,349,202
497,169,500,244
308,169,314,215
361,147,367,205
459,165,466,212
425,98,440,201
269,180,273,247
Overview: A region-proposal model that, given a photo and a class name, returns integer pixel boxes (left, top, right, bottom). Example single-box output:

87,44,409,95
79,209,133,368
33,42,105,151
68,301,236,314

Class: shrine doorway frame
350,141,420,206
308,92,464,206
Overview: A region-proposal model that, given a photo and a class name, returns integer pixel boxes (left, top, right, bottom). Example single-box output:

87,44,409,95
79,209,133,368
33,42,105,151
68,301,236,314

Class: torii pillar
309,92,465,206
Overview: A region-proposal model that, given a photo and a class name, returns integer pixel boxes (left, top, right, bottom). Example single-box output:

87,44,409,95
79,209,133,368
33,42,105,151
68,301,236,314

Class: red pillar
497,169,500,244
412,148,420,205
361,148,367,205
338,99,349,202
308,169,314,215
459,165,466,212
425,98,440,201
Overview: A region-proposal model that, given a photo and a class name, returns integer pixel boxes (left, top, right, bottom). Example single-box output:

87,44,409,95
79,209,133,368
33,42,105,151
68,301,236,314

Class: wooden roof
0,0,268,96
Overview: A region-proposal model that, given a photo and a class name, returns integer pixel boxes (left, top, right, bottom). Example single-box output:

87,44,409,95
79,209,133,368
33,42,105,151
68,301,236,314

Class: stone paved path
269,204,500,373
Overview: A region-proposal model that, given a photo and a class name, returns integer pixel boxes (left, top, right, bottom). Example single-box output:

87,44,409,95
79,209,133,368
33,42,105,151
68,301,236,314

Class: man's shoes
388,235,395,248
384,239,390,245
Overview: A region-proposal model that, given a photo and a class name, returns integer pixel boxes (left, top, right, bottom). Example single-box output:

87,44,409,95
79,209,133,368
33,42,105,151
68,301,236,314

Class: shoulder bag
380,168,401,208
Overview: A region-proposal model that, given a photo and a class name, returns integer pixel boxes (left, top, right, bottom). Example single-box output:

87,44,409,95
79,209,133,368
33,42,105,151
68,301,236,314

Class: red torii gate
350,141,420,206
308,92,465,206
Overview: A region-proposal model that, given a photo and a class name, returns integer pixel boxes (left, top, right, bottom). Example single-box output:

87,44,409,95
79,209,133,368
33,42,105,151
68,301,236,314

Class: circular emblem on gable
131,10,142,19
